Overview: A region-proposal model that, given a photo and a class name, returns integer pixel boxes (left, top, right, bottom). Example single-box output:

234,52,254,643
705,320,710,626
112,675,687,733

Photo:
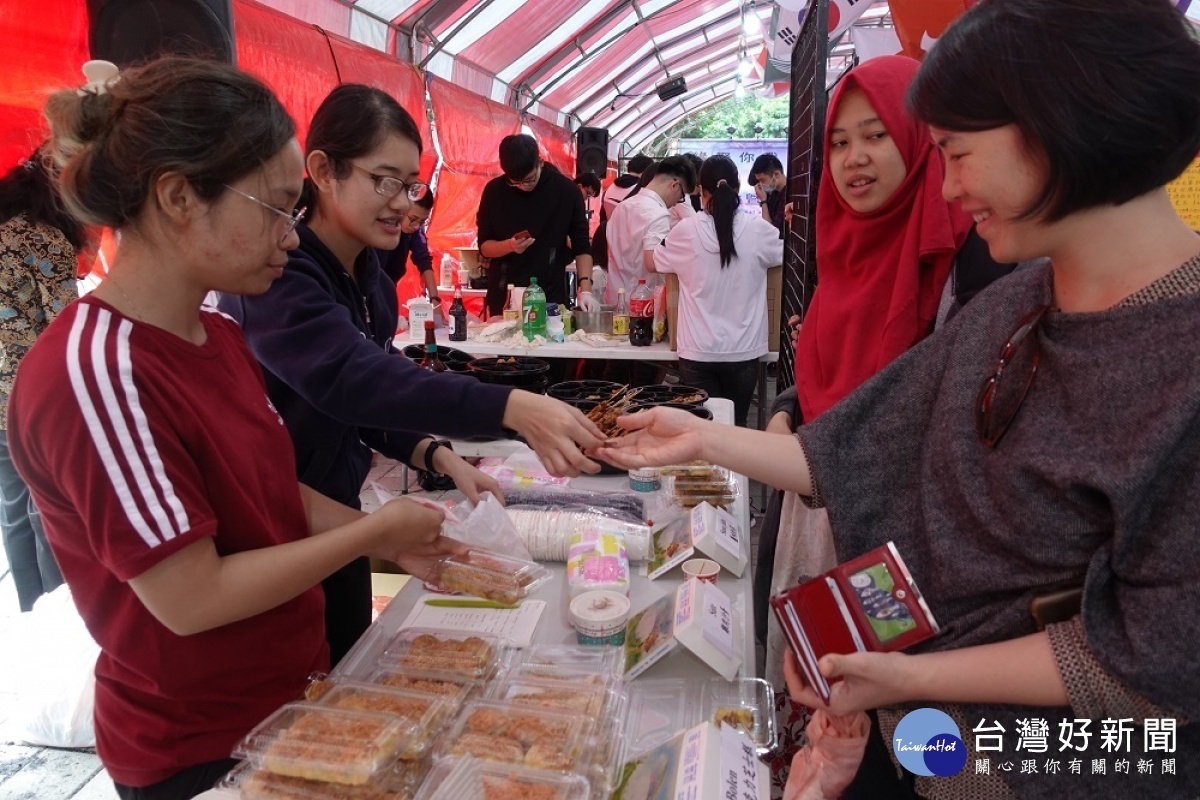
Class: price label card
719,723,763,800
701,582,735,660
675,726,705,800
714,513,742,559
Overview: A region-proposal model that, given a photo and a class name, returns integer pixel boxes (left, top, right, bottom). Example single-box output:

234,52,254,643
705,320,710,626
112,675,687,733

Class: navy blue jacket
219,224,512,507
374,228,433,284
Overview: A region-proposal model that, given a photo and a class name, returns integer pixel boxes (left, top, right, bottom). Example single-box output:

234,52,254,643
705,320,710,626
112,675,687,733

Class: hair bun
716,178,728,188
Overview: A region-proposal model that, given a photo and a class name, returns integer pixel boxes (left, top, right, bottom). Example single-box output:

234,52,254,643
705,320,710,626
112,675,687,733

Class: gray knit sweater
798,258,1200,798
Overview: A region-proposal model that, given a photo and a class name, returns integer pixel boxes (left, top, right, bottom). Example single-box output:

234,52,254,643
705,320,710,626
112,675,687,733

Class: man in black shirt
750,152,788,238
477,134,594,316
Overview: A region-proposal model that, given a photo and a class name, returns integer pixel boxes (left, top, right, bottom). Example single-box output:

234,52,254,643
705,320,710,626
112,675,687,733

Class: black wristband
423,438,453,474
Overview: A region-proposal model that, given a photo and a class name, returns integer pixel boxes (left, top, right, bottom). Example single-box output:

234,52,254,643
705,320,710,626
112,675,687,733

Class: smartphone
514,229,531,241
1029,586,1083,630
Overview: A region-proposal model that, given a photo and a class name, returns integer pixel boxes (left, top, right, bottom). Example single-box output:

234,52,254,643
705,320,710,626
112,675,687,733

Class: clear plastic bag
442,493,533,562
1,585,99,747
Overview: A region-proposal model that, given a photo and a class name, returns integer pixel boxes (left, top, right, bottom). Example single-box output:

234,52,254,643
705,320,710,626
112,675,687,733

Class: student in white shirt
604,155,696,305
649,155,783,426
668,152,703,230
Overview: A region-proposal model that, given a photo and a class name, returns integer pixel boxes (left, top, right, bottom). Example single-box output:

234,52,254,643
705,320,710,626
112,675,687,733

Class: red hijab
796,55,972,421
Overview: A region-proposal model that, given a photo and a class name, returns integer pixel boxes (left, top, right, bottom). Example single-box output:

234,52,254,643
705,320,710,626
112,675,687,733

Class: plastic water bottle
629,279,654,346
521,277,547,340
546,303,565,342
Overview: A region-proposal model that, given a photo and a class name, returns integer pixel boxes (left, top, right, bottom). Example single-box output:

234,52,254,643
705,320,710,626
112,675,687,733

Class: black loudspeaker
655,76,687,101
88,0,235,67
576,127,610,177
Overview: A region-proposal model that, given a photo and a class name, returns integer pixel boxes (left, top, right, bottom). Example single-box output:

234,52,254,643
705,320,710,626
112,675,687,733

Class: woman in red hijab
796,54,972,420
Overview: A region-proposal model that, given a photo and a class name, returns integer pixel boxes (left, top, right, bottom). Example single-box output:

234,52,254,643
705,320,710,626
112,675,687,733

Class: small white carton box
689,501,748,577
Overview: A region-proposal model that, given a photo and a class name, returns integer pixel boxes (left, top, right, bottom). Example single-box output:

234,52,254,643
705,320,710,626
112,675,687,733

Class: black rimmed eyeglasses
222,185,306,244
976,303,1053,448
349,163,430,201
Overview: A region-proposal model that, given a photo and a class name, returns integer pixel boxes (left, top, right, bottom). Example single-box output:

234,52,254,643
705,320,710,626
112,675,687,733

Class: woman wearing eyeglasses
601,1,1200,796
220,85,604,666
9,57,466,800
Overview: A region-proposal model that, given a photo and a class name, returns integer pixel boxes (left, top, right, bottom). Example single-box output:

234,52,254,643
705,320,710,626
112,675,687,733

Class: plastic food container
488,674,615,720
622,679,690,758
628,467,661,492
569,590,631,646
518,642,624,676
361,665,479,713
233,703,415,786
314,683,454,759
436,699,593,773
414,756,590,800
704,677,778,755
220,759,421,800
380,628,503,682
424,549,550,604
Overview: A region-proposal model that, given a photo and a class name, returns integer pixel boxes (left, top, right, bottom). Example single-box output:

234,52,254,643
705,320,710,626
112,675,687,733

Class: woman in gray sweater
598,1,1200,797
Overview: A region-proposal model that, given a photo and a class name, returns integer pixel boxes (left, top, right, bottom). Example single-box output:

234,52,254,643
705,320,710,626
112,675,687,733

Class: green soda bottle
521,277,547,340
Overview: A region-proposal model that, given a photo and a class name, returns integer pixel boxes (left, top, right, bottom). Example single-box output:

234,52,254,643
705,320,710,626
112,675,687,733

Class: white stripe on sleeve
114,319,190,537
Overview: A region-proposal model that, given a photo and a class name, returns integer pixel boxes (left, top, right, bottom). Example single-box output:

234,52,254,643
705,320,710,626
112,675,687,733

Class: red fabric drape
525,114,575,177
0,2,89,171
234,0,434,177
324,38,435,177
425,168,493,269
235,0,339,149
424,78,519,307
429,77,520,175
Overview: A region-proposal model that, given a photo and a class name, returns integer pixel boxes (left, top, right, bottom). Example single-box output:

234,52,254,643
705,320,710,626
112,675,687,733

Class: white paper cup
682,558,720,584
569,590,631,646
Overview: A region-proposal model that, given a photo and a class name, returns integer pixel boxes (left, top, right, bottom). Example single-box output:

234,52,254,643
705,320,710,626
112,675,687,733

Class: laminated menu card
645,515,693,580
623,578,742,680
770,541,939,704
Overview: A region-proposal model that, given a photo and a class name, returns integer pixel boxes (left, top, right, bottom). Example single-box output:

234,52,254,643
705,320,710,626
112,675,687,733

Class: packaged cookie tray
434,699,594,775
413,755,590,800
663,470,738,495
486,674,622,727
379,628,505,682
308,682,455,760
233,702,420,787
357,665,483,713
219,759,421,800
657,461,731,482
423,549,550,604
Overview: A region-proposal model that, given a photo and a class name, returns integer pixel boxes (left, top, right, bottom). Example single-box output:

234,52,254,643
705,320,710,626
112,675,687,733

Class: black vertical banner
778,0,829,391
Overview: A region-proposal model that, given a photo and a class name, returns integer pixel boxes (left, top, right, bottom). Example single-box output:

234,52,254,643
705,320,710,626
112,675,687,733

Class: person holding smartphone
476,134,597,316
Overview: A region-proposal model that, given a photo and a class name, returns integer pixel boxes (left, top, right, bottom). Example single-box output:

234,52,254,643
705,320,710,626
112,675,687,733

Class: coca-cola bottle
418,320,447,371
629,279,654,346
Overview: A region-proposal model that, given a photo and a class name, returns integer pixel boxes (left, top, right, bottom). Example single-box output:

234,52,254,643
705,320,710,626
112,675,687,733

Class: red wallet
769,541,939,704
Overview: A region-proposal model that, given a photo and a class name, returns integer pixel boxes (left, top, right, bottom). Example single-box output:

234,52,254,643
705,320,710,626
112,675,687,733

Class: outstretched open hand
592,406,709,469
